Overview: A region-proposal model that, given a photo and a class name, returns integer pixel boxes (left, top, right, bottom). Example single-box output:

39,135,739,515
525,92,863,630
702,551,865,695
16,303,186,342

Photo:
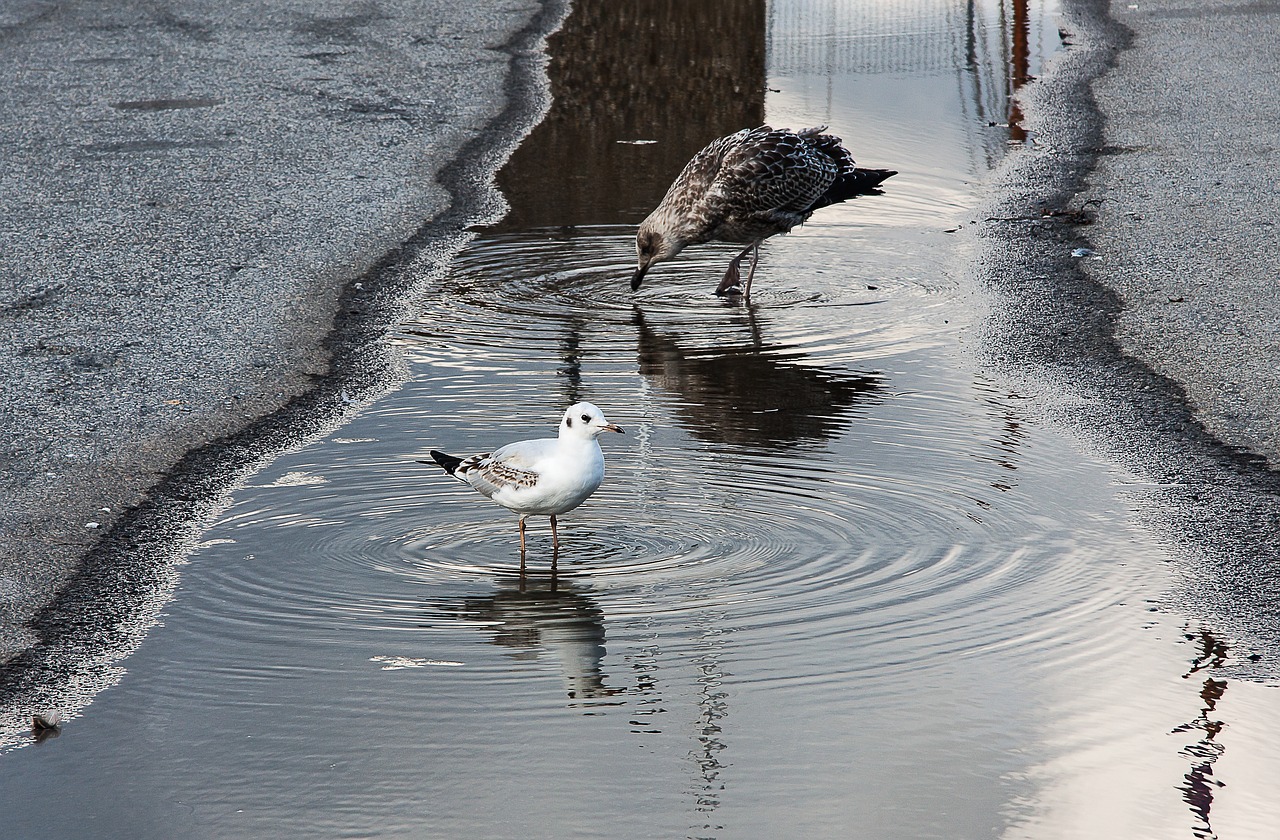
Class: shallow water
5,1,1279,838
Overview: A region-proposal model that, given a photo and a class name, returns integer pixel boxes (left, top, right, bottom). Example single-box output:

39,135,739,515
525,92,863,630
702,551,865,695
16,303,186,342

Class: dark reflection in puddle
633,307,882,448
8,3,1273,840
438,571,622,705
494,1,766,230
1174,626,1230,840
1004,0,1036,144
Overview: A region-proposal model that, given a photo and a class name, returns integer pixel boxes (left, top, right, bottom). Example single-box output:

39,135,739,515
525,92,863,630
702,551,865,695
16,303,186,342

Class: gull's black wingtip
813,167,900,210
425,450,463,475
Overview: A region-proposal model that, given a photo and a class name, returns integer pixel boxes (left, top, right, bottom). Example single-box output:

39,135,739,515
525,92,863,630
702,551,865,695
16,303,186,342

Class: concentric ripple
170,224,1145,702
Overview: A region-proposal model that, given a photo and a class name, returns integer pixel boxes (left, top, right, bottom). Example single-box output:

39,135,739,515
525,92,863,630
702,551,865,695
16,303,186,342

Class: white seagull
425,402,624,553
631,125,896,299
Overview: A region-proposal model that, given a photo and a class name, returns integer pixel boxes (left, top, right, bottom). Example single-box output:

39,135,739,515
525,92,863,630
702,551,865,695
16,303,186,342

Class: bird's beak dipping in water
630,261,649,292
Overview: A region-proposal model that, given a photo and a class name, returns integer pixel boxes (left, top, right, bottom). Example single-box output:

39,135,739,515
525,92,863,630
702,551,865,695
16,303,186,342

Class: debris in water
371,655,464,670
261,471,328,488
32,713,62,742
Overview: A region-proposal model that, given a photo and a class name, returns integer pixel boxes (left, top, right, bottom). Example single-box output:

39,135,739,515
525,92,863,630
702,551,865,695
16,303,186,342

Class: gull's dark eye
581,414,591,422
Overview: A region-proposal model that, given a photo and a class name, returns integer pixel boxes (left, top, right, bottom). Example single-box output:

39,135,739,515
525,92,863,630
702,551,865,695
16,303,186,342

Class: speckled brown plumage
632,125,896,299
455,454,540,493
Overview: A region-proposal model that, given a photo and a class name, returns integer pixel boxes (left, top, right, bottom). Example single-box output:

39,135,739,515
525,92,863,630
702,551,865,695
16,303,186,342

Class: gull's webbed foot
715,260,744,295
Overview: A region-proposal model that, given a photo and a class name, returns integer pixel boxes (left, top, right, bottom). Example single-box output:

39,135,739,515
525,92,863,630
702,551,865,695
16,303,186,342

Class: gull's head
560,402,625,440
631,216,684,291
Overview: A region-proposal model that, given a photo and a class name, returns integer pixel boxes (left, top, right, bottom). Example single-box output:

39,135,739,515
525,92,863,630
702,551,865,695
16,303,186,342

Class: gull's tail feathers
811,167,898,212
424,450,464,476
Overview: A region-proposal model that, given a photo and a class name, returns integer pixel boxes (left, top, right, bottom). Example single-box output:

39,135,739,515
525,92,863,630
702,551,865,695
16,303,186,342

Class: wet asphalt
978,0,1280,671
2,0,1279,689
0,0,562,664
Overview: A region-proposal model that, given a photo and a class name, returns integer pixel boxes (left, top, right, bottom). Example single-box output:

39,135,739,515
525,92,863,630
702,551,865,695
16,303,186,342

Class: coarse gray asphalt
1084,0,1280,467
979,0,1280,671
984,0,1280,462
0,0,564,671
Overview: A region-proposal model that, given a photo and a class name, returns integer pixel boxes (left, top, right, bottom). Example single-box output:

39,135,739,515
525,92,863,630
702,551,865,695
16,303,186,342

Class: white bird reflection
439,570,621,706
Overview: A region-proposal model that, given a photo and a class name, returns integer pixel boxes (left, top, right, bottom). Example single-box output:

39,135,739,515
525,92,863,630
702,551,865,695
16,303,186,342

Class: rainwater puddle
6,2,1279,839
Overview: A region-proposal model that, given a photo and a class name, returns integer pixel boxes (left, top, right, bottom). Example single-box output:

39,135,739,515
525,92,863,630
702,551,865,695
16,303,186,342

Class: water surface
5,2,1277,839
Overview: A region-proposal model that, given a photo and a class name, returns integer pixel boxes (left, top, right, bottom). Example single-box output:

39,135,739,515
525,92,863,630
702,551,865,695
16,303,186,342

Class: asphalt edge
976,0,1280,672
0,0,572,745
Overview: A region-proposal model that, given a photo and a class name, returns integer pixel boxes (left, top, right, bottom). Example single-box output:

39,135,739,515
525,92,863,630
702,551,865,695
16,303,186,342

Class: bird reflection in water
1172,626,1230,840
440,566,622,706
633,307,882,447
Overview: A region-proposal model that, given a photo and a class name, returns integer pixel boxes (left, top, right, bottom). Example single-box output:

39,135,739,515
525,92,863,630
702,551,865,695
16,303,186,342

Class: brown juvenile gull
423,402,624,554
631,125,896,299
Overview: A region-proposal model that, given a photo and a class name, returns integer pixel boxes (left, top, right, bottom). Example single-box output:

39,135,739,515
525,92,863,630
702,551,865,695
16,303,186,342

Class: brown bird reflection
439,573,621,705
634,308,881,447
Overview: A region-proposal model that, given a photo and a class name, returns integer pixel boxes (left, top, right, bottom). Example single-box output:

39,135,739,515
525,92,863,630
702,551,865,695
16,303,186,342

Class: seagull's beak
601,423,625,434
630,262,649,292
